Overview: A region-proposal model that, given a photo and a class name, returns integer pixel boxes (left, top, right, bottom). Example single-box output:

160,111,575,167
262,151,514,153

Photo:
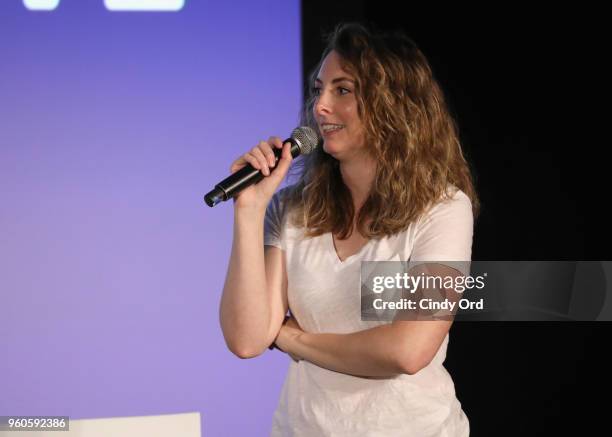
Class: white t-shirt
264,185,473,437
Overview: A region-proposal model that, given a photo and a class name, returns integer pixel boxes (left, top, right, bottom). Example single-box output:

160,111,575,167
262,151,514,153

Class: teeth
322,124,344,132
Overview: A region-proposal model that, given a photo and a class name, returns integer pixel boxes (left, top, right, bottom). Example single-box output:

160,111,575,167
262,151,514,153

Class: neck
338,151,377,211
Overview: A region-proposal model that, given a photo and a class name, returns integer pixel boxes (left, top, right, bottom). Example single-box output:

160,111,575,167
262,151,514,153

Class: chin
322,140,341,155
324,140,358,162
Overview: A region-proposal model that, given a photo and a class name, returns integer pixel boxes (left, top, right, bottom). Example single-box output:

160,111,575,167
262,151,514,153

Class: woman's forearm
289,324,415,377
286,320,452,377
219,206,271,358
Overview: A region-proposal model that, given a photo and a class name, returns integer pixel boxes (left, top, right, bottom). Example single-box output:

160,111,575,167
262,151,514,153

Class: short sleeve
263,190,287,250
409,188,474,276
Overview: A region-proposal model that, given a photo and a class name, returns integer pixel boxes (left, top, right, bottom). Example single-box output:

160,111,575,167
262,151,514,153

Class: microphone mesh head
291,126,320,155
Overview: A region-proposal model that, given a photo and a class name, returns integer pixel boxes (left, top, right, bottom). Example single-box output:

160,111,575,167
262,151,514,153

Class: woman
220,22,479,436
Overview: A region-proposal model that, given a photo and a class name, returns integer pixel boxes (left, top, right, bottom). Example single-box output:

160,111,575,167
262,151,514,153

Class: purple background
0,1,300,435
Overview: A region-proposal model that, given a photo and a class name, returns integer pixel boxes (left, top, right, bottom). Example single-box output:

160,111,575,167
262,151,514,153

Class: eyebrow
314,77,355,84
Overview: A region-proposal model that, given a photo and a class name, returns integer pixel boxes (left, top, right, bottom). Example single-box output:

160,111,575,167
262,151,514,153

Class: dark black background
302,1,609,435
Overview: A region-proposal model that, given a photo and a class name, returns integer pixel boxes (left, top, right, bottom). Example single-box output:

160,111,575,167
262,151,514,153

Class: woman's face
313,50,366,161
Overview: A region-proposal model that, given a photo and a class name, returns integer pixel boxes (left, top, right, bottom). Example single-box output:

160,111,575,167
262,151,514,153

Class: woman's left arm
276,315,453,377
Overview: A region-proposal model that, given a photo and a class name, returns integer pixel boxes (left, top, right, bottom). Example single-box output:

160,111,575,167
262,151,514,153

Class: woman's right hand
229,136,293,210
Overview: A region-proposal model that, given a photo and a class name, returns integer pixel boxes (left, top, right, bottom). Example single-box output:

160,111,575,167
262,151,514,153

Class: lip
320,124,344,137
322,127,343,137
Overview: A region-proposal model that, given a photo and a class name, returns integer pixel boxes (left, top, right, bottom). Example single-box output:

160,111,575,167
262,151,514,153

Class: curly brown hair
284,22,480,240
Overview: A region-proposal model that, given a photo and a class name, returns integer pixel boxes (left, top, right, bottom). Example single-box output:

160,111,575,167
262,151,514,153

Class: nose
314,91,331,116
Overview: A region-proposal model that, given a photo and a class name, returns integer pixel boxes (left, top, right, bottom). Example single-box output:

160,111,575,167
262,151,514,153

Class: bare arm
285,319,452,377
219,208,288,358
219,137,292,358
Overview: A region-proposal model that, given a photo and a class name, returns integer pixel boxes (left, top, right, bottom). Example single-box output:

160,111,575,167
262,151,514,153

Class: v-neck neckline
328,232,371,265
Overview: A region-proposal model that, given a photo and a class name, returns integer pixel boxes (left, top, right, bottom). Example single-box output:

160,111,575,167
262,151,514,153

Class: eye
338,87,351,95
311,87,321,96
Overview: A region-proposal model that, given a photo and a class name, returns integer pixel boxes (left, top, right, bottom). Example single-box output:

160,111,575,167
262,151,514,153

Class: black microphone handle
204,138,301,207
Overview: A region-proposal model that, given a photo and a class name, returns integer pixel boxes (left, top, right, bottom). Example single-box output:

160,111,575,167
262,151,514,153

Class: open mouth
321,123,345,134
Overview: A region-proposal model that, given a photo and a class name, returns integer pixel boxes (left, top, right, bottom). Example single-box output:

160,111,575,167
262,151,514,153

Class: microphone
204,126,320,207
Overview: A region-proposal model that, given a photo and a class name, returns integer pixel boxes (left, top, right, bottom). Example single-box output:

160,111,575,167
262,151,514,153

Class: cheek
341,103,357,116
349,122,367,149
342,106,363,134
340,103,360,126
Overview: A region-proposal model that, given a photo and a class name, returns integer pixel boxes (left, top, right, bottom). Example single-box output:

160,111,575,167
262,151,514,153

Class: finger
254,143,273,174
242,152,261,171
289,353,301,362
267,142,293,182
229,157,246,173
268,136,284,166
268,136,284,149
265,137,282,167
266,142,293,184
278,142,294,170
282,141,293,159
251,145,270,176
230,153,257,173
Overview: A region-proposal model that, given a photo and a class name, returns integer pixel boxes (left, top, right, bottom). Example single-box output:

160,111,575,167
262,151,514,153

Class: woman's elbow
396,350,432,375
225,339,268,359
220,323,270,359
232,347,264,360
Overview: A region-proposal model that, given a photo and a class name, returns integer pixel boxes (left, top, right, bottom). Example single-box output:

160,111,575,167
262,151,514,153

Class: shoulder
267,186,294,215
418,186,473,228
407,185,474,263
265,185,299,230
